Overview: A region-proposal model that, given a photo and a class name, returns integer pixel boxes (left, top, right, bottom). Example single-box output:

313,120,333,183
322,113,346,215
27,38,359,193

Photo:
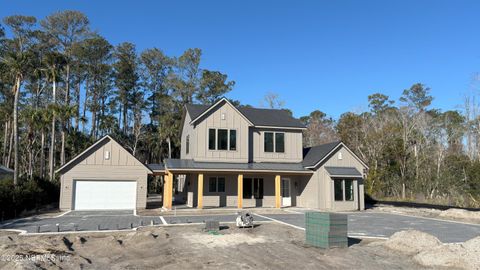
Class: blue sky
1,0,480,119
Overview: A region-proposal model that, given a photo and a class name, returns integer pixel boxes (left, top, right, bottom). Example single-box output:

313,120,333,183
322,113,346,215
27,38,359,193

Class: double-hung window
209,177,225,193
334,179,354,201
264,132,285,153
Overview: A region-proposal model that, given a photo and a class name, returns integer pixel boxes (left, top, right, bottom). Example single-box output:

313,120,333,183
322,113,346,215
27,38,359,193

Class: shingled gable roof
55,135,152,174
186,98,306,129
302,141,369,169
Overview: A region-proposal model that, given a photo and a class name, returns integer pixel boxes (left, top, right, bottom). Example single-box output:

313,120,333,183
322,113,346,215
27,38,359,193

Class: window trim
186,135,190,155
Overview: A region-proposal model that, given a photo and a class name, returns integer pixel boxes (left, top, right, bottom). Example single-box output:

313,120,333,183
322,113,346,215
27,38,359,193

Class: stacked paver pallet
305,212,348,248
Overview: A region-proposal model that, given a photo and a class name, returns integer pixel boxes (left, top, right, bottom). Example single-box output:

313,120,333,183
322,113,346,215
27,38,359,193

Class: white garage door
74,180,136,210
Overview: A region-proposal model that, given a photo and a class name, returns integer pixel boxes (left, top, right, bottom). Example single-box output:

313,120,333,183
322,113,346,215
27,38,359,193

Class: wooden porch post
197,173,203,209
275,175,281,208
237,174,243,208
163,171,173,210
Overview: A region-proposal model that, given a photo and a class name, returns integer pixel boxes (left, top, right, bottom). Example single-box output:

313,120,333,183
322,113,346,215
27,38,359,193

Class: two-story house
160,98,368,211
56,98,367,211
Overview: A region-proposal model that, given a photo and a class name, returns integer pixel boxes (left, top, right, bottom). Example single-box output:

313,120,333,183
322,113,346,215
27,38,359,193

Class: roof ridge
186,98,306,128
310,140,341,148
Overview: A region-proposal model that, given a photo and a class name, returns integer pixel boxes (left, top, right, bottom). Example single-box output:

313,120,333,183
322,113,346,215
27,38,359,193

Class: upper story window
208,128,237,151
218,129,228,150
229,130,237,150
264,132,285,153
186,135,190,154
275,133,285,153
208,129,216,150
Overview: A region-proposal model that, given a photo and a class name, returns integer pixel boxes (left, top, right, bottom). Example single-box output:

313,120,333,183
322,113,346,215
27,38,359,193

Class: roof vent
105,151,110,160
221,113,226,120
338,152,343,160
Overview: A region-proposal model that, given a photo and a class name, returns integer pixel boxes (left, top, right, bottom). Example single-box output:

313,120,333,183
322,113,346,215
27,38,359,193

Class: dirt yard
0,223,436,270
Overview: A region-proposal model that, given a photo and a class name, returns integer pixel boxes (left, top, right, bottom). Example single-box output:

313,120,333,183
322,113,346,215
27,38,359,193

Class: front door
281,178,291,207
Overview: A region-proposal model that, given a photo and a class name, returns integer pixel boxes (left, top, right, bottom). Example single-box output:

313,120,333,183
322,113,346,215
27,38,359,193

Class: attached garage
56,135,152,211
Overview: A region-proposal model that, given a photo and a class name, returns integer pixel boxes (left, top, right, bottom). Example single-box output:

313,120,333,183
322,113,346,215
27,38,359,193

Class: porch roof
325,166,362,178
147,163,165,173
159,159,312,174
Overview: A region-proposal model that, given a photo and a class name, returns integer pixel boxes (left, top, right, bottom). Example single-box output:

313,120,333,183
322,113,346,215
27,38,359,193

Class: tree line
0,11,235,185
301,84,480,207
1,11,479,207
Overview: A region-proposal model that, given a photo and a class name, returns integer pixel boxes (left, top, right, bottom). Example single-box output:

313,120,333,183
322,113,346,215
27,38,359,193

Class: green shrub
0,177,59,221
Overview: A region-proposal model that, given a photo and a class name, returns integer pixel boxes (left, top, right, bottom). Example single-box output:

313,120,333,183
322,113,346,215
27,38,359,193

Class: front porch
148,159,313,211
161,171,309,210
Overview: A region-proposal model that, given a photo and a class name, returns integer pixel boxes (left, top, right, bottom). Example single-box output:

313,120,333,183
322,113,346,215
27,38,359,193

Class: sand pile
384,230,480,269
439,209,480,222
383,230,441,254
184,232,268,248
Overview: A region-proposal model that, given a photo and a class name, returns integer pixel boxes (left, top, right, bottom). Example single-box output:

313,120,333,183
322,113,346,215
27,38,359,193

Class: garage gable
303,142,368,171
56,135,152,175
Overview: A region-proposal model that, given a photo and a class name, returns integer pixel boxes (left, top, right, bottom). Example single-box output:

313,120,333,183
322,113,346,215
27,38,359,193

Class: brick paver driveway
256,211,480,243
0,211,161,233
2,210,479,243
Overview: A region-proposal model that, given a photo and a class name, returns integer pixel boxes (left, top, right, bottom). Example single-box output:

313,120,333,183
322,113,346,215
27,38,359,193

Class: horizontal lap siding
59,139,150,210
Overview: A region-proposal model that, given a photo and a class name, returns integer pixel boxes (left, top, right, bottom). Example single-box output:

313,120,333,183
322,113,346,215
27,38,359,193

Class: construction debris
204,220,220,232
236,212,254,228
